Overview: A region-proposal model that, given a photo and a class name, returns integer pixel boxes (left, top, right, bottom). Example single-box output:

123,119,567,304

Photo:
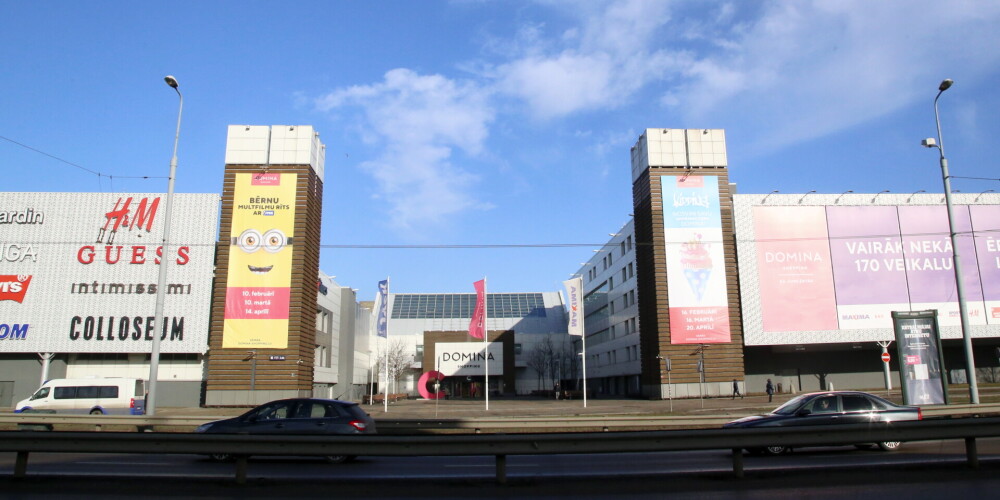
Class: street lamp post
147,75,183,415
923,78,979,404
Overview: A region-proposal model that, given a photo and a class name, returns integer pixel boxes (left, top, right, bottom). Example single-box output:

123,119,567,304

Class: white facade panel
0,192,219,353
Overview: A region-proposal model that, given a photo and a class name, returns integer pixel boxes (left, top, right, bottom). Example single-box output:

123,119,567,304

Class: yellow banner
222,172,297,348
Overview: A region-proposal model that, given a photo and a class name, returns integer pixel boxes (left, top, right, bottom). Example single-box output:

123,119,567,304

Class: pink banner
753,206,838,331
225,287,291,320
468,279,485,339
670,306,731,343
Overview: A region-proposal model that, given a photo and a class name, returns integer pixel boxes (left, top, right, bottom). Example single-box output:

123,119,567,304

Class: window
628,263,634,279
843,395,874,412
514,343,522,355
810,396,839,414
54,387,77,399
391,293,547,319
620,241,626,256
627,236,632,251
416,345,424,357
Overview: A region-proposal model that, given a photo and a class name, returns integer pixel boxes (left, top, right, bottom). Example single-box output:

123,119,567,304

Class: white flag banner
563,277,584,336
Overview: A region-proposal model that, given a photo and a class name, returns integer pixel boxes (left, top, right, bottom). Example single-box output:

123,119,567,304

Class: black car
723,391,922,455
195,398,377,463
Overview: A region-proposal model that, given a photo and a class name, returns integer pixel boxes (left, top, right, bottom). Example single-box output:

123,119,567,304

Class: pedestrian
765,378,774,403
732,379,743,399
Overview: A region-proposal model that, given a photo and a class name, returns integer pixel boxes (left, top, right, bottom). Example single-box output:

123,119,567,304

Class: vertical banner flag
223,172,297,348
469,279,486,339
376,279,388,338
563,277,584,336
892,310,947,405
661,175,731,344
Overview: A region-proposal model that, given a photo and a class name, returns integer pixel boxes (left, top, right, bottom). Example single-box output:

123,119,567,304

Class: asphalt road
2,439,999,498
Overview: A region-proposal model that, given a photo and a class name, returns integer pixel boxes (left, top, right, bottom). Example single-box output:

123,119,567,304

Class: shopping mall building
2,126,998,407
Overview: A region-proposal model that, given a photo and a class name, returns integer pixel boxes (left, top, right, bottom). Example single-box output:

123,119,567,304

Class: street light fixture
975,190,995,203
147,75,183,415
871,190,890,203
906,190,926,203
922,78,979,404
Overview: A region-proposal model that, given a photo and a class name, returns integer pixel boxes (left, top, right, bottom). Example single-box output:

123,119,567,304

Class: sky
3,1,1000,301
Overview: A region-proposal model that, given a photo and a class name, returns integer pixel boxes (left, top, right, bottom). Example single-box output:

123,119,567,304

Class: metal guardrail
2,417,1000,484
2,402,1000,433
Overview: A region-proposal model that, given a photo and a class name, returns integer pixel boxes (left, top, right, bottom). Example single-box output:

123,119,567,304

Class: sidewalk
154,392,795,420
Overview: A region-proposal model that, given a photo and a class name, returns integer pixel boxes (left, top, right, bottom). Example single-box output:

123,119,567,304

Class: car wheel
89,409,104,415
209,453,234,462
324,455,353,464
877,441,902,451
764,446,789,455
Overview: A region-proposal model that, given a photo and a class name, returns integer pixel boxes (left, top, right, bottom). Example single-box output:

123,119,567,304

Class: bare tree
525,338,553,391
373,338,412,394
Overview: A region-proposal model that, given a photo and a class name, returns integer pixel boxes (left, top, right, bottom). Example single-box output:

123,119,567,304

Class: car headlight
195,423,214,433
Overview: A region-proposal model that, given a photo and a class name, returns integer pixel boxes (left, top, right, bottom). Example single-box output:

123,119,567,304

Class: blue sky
4,1,1000,300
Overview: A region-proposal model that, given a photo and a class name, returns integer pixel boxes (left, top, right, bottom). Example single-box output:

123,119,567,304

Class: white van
14,378,146,415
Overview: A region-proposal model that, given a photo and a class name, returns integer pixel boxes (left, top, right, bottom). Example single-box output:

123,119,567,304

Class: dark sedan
723,391,922,455
195,398,377,463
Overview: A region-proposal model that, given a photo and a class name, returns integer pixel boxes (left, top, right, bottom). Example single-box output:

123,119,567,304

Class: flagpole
384,277,390,413
368,285,377,407
564,277,587,408
484,276,489,412
581,319,588,408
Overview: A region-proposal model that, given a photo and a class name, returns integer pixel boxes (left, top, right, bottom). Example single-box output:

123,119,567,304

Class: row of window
588,344,640,366
586,235,633,281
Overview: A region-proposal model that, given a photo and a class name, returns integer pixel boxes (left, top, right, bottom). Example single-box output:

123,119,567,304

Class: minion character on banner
222,172,297,348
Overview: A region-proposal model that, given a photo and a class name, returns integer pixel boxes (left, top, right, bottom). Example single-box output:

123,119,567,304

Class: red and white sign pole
877,341,893,394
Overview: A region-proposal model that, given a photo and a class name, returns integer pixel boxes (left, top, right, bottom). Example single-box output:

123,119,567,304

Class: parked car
723,391,922,455
13,377,145,415
195,398,377,463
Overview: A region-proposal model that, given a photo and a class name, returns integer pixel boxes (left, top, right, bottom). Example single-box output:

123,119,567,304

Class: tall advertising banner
892,310,947,405
222,172,297,348
0,192,218,353
468,279,486,339
563,277,583,336
375,279,388,338
661,175,731,344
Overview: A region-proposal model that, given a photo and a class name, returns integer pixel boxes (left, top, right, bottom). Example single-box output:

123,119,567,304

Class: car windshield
771,394,811,415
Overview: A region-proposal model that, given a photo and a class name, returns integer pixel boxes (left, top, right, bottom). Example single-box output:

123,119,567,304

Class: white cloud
316,69,495,233
494,0,679,119
665,0,1000,155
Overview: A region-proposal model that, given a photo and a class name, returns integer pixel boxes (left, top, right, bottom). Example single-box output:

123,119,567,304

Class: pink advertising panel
971,205,1000,324
753,206,838,332
750,204,996,333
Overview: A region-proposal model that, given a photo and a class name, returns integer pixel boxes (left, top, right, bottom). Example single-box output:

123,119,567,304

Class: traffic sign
881,352,891,363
